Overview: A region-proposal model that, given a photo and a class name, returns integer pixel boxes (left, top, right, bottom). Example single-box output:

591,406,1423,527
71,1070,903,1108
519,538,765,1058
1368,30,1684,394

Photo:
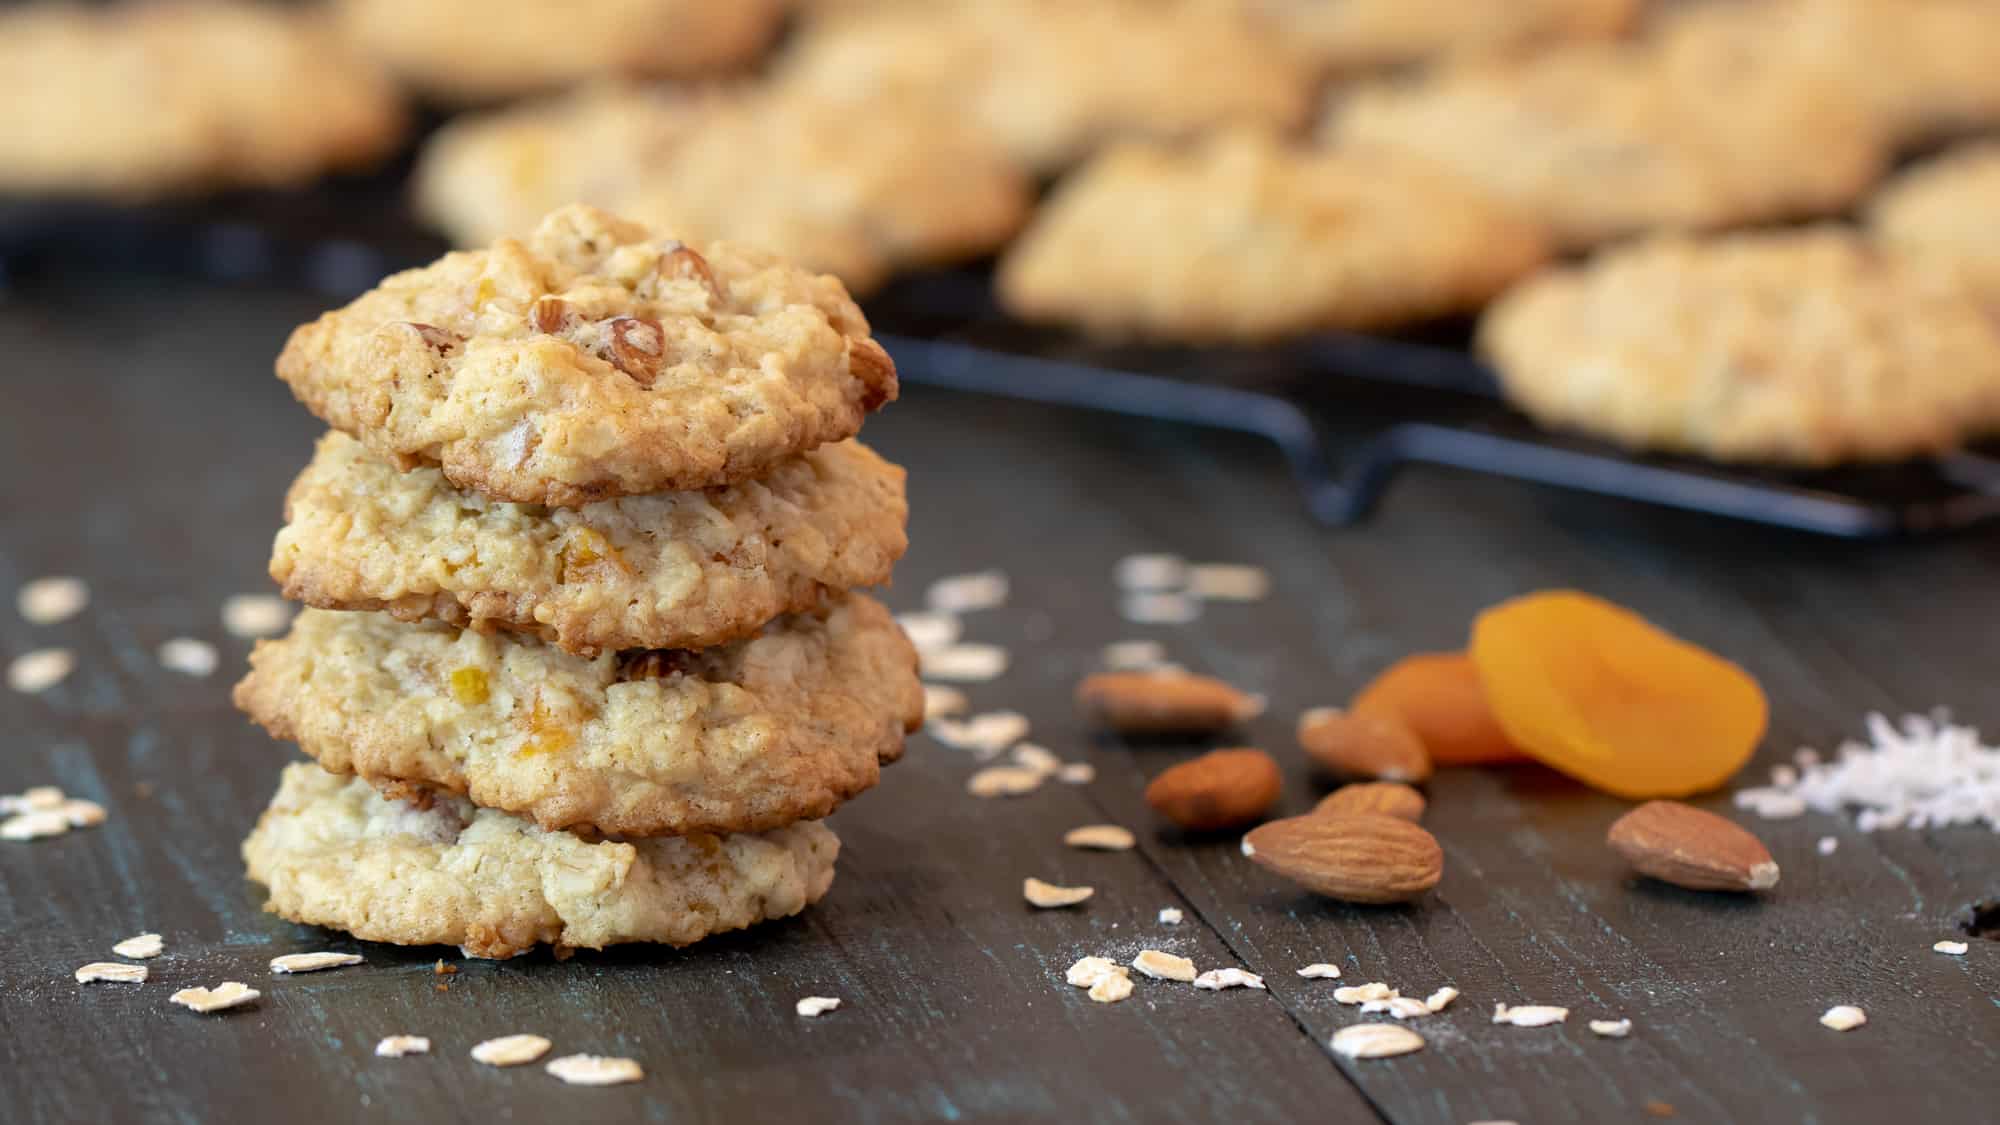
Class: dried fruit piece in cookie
998,130,1549,342
233,596,922,838
276,204,897,506
243,763,838,960
272,431,907,655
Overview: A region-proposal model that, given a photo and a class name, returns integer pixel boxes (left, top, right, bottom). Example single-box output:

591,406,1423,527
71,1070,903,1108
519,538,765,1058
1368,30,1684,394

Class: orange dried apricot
1469,591,1767,798
1351,652,1524,766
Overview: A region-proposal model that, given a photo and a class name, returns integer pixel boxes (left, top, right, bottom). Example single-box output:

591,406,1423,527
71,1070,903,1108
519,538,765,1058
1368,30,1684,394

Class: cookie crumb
1589,1018,1633,1038
471,1034,552,1065
8,648,74,693
1131,950,1196,982
1819,1005,1866,1031
796,996,841,1017
1064,824,1135,851
113,933,164,959
171,982,260,1013
1331,1023,1424,1060
75,962,147,984
222,594,291,638
1297,963,1342,980
1024,877,1094,908
434,960,457,975
546,1055,644,1086
271,952,364,974
18,577,88,625
375,1035,430,1057
158,638,218,678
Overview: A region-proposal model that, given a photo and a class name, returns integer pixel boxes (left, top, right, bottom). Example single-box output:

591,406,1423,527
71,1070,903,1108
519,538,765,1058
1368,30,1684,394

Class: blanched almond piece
1077,672,1263,735
1607,801,1779,892
1145,748,1281,831
1242,814,1442,904
1297,708,1431,782
1314,782,1425,822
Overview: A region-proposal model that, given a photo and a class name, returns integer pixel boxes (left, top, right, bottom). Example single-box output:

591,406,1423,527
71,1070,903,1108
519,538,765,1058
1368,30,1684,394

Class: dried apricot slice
1352,652,1524,765
1470,591,1767,798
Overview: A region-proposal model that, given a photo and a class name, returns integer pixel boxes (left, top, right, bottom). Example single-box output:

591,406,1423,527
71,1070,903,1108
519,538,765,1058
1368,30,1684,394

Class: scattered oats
1131,950,1197,983
1820,1005,1866,1032
1089,972,1135,1003
375,1036,430,1057
113,933,163,959
1590,1018,1633,1038
1,810,70,840
922,684,968,721
1023,878,1094,909
471,1034,553,1065
921,643,1009,683
796,996,842,1017
1159,908,1184,925
157,637,218,678
1064,824,1136,851
1102,639,1170,671
1817,836,1839,856
1297,964,1343,980
1770,764,1799,787
75,962,147,984
1188,564,1270,602
222,594,291,638
547,1055,644,1086
896,611,962,652
1746,712,2000,831
1066,956,1124,988
18,577,88,625
1056,762,1096,785
1193,968,1265,991
927,571,1008,614
1492,1003,1569,1028
1334,983,1396,1005
271,952,364,974
1120,590,1199,626
967,766,1043,798
8,648,74,693
171,982,260,1014
929,710,1029,755
61,799,106,828
1425,987,1459,1012
1331,1023,1425,1060
24,785,64,810
1385,997,1432,1020
1934,940,1969,956
1113,554,1187,592
1011,743,1062,777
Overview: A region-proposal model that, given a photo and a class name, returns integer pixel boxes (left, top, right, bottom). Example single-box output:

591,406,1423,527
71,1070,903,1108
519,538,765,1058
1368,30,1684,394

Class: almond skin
1314,782,1425,823
1297,707,1432,782
1077,672,1263,735
1607,800,1780,892
1146,748,1283,831
1242,813,1443,904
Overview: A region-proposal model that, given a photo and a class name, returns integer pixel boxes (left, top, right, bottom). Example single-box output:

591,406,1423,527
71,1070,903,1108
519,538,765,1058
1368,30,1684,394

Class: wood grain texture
2,273,1997,1124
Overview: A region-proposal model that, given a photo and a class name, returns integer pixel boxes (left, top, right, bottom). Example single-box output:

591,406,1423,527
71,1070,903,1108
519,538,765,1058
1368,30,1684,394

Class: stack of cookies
233,205,922,959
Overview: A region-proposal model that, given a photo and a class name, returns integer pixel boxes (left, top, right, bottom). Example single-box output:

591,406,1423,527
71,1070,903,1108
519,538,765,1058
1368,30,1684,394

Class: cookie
1248,0,1639,73
0,2,403,199
276,204,896,507
1477,228,2000,465
1869,143,2000,306
272,432,907,655
234,595,923,838
334,0,783,103
1328,39,1885,251
243,762,837,959
996,130,1551,342
413,82,1031,296
780,0,1311,173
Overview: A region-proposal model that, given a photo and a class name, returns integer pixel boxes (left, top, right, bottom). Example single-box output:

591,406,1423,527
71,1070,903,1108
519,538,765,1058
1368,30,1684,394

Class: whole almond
1077,672,1264,735
1608,801,1779,892
1297,707,1432,782
1146,748,1282,831
1314,782,1425,823
1242,814,1442,904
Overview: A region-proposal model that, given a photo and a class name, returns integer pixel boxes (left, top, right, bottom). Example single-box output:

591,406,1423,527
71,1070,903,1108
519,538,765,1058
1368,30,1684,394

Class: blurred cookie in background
1245,0,1640,74
336,0,784,103
1478,228,2000,466
996,129,1551,343
414,83,1032,296
1868,143,2000,308
0,2,404,199
779,0,1312,174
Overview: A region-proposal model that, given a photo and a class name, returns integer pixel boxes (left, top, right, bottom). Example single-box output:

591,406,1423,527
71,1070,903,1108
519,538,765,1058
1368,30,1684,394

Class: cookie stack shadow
232,204,922,960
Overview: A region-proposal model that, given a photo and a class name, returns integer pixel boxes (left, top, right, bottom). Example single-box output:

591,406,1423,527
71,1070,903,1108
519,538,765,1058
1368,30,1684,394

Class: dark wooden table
3,270,1996,1125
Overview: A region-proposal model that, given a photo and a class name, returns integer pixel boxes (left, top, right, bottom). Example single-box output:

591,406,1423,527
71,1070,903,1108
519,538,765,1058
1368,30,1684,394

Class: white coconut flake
271,952,364,974
1102,639,1170,671
928,710,1029,756
1819,1005,1866,1031
547,1055,644,1086
113,933,164,959
75,962,147,984
1056,762,1097,785
1493,1003,1569,1027
1740,712,2000,831
376,1036,430,1057
1589,1018,1632,1038
1934,940,1969,955
926,571,1008,614
1193,968,1265,991
8,648,74,694
1131,950,1197,982
1158,908,1183,925
920,643,1009,683
1297,964,1343,980
222,594,291,638
1331,1023,1425,1060
171,982,260,1014
1063,824,1136,851
1113,554,1187,592
472,1034,552,1065
796,996,842,1017
1023,878,1094,908
1120,591,1200,626
157,637,218,678
1187,564,1270,602
966,766,1043,798
18,577,88,625
922,685,968,721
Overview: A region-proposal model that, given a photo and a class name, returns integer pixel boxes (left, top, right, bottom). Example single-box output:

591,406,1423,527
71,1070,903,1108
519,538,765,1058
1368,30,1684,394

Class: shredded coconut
1736,712,2000,831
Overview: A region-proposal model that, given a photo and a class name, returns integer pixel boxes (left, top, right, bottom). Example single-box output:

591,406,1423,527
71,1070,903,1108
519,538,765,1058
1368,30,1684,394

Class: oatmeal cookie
996,130,1551,341
1868,143,2000,306
234,596,923,838
0,2,403,198
243,763,837,958
275,205,896,507
334,0,783,103
412,82,1031,295
272,431,906,655
1248,0,1639,73
1477,228,2000,465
